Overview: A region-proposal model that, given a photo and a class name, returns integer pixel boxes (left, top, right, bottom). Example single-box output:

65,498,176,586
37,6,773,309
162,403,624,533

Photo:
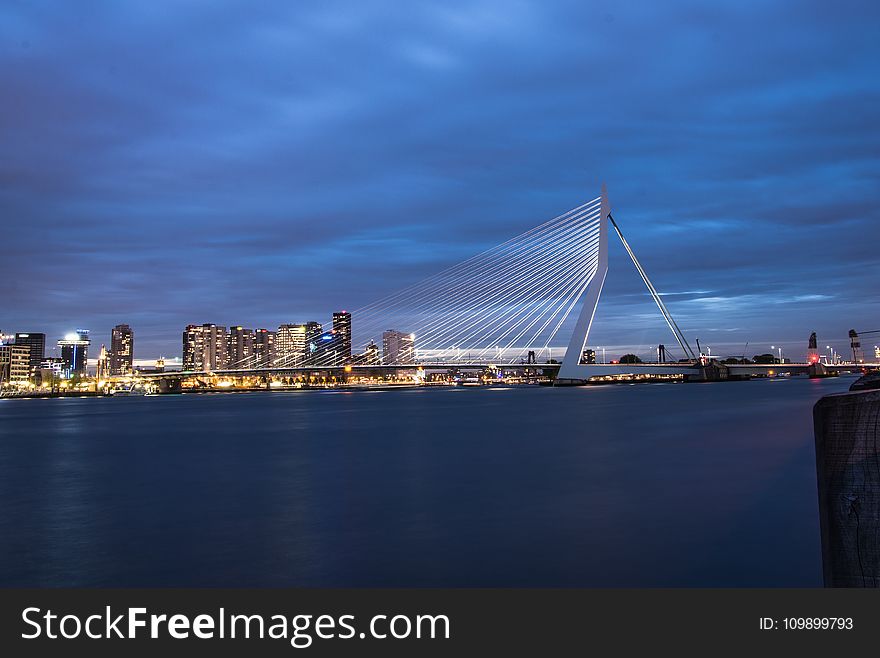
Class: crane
849,329,880,363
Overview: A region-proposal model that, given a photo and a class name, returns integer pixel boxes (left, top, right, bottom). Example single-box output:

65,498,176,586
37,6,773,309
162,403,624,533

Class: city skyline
2,2,878,359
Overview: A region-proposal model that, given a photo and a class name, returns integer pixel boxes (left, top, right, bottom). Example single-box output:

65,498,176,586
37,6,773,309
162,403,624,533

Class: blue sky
1,0,878,361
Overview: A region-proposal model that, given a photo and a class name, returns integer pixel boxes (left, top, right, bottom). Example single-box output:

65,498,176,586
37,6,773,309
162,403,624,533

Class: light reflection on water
0,375,857,586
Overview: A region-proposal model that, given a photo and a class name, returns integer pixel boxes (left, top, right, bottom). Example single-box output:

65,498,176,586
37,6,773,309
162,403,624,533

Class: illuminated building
110,324,134,375
58,329,90,378
332,311,352,363
182,324,227,371
228,326,254,369
14,332,45,373
382,330,416,365
276,322,323,367
307,329,344,366
38,357,64,384
276,324,308,367
96,344,111,379
0,344,30,383
253,329,276,368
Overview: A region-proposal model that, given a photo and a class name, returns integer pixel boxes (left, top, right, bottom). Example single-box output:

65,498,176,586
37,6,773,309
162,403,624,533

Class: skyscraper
253,328,276,368
182,324,227,371
14,332,45,372
58,329,90,378
276,324,307,367
332,311,352,363
275,322,323,367
110,324,134,375
382,330,415,365
307,330,345,366
227,326,254,369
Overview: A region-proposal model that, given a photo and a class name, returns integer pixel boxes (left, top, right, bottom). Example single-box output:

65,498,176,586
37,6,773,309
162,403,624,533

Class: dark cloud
1,0,877,360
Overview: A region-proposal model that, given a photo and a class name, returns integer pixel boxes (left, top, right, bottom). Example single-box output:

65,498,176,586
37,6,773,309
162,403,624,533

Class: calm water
0,376,857,587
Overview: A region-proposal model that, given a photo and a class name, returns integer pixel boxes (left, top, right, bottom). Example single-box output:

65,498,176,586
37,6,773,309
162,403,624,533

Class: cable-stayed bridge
134,185,874,388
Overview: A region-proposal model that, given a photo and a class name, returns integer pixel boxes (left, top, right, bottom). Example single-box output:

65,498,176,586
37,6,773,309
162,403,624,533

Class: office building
307,330,345,366
14,333,46,372
110,324,134,375
0,344,30,384
182,324,227,371
276,324,308,367
332,311,352,363
228,326,254,369
253,328,276,368
382,330,416,365
58,330,90,378
276,322,323,367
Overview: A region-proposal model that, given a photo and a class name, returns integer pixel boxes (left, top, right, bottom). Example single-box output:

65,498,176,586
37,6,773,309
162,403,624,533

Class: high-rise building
332,311,352,363
182,324,227,371
58,329,90,378
276,322,322,367
14,332,45,372
109,324,134,375
0,344,30,384
276,324,307,367
227,326,254,369
253,328,276,368
382,330,415,365
307,330,345,366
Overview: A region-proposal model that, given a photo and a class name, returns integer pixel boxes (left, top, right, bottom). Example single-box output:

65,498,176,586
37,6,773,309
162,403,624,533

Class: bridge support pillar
808,362,836,378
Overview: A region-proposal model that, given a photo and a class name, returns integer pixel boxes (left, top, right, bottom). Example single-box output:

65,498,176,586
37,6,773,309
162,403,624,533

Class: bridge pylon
557,184,697,383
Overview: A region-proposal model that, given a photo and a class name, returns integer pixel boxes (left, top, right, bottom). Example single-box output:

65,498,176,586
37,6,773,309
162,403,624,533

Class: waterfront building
109,324,134,375
307,330,344,366
332,311,352,363
58,330,90,378
13,332,46,372
182,324,227,371
227,326,254,369
276,322,323,367
36,357,64,385
253,328,276,368
96,345,111,379
382,330,416,365
0,344,30,384
276,324,308,367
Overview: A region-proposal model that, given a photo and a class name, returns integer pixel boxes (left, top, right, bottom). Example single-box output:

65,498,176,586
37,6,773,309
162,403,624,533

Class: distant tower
110,324,134,375
807,332,819,364
97,344,111,379
849,330,863,364
332,311,352,363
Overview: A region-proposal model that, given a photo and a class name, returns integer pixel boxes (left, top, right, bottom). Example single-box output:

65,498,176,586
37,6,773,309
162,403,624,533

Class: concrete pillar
814,389,880,587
